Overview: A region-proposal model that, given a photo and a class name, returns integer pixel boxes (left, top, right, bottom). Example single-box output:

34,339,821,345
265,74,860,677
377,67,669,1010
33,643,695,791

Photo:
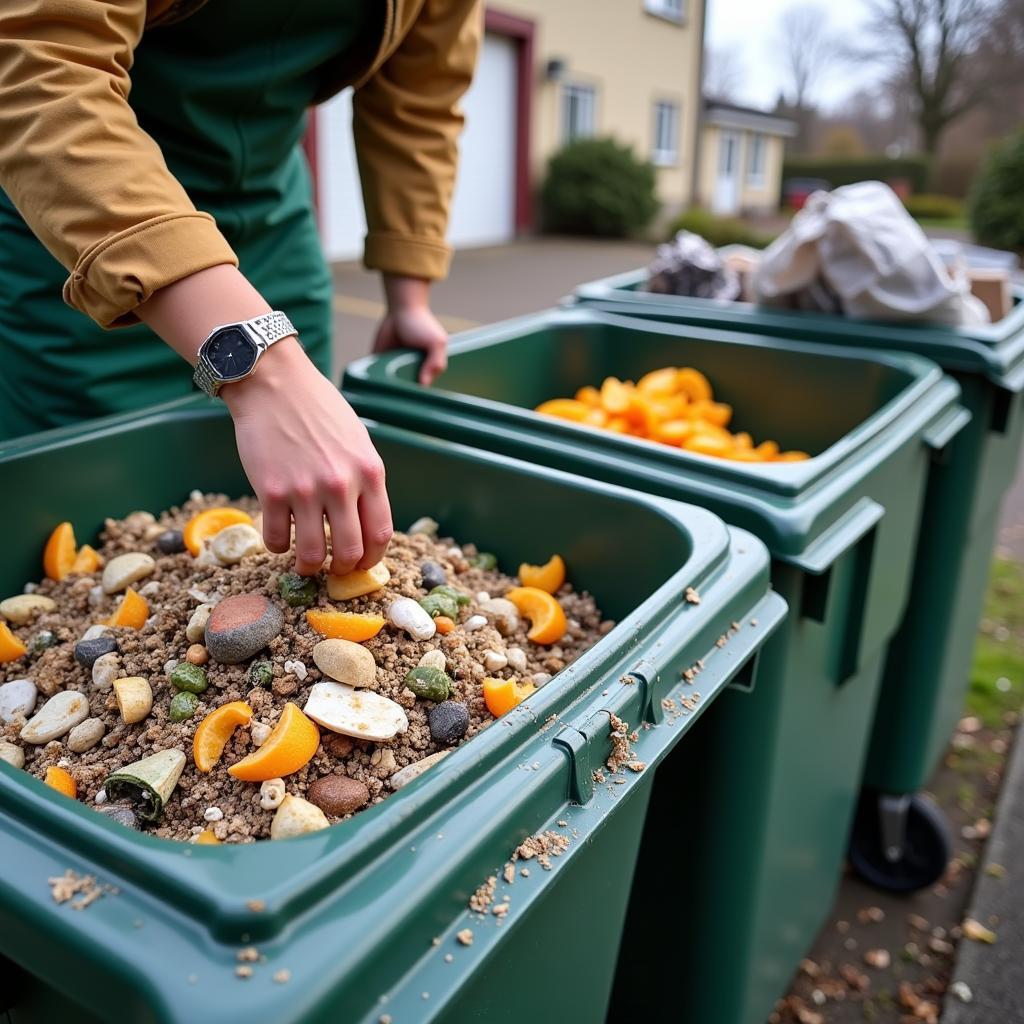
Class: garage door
316,32,518,262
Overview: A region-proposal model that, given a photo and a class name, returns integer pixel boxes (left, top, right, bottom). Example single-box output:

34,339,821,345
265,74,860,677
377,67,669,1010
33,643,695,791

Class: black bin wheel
848,791,952,893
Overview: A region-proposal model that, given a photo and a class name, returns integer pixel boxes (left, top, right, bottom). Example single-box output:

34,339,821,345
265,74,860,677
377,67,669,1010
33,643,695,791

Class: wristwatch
192,311,296,397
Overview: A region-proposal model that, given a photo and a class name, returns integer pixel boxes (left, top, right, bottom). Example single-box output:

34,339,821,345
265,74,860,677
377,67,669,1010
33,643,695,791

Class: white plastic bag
754,181,989,325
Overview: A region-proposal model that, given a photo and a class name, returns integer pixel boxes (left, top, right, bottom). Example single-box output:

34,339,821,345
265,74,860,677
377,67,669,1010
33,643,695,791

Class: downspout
690,0,708,209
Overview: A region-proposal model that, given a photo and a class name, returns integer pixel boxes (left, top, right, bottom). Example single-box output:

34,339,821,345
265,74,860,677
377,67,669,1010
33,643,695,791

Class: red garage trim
485,7,535,232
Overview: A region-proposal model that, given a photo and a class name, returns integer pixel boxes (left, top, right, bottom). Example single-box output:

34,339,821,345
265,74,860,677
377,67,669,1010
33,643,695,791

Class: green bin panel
573,273,1024,796
0,398,782,1024
342,307,965,1023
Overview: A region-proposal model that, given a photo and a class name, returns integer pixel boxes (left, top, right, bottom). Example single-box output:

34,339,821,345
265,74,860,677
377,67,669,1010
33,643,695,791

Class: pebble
139,580,161,598
67,717,106,753
94,789,107,804
102,552,156,595
88,586,104,608
428,701,469,745
251,721,272,747
170,662,208,694
97,804,139,829
483,650,508,672
0,741,25,769
163,658,179,675
403,667,453,702
20,690,89,744
418,649,447,672
92,652,120,691
270,795,329,839
0,594,56,625
475,591,491,603
22,582,37,594
307,774,371,816
156,529,186,555
321,733,355,758
0,679,37,724
387,597,436,641
304,681,409,742
205,593,284,664
28,630,57,655
259,778,287,810
186,603,214,644
211,523,264,565
73,635,119,669
188,588,211,604
370,747,397,773
507,647,528,673
464,615,487,632
390,750,450,791
81,623,113,643
532,672,552,687
283,659,308,682
407,516,439,537
445,546,463,561
169,691,199,722
204,806,224,823
420,561,447,591
312,639,377,689
186,644,209,666
950,982,973,1004
479,598,520,636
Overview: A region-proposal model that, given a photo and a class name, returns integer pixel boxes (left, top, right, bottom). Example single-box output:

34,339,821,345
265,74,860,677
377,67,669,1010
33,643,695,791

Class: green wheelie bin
0,397,784,1024
573,271,1024,891
342,306,967,1024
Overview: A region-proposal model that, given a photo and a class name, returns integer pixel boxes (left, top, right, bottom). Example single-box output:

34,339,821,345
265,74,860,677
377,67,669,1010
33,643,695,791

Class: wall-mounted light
545,58,567,82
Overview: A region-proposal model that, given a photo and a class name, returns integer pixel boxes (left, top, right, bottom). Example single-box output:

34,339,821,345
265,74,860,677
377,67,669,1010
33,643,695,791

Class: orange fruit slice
652,419,693,446
776,451,811,462
600,377,633,415
227,702,319,782
70,544,103,574
483,677,537,718
43,522,77,581
684,434,734,457
504,586,568,645
183,507,253,557
518,554,566,595
574,385,601,406
193,701,253,773
676,368,713,402
535,398,594,423
194,829,221,845
686,400,732,428
0,622,27,663
44,766,77,799
637,366,680,397
104,588,149,630
434,615,455,635
306,609,385,642
756,440,780,460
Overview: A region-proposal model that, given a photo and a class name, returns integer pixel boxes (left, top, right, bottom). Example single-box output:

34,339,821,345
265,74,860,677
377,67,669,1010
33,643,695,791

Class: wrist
382,273,431,313
221,336,308,413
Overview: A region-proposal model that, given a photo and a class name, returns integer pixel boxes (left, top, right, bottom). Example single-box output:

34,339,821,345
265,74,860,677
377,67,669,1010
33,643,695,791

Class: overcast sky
706,0,875,111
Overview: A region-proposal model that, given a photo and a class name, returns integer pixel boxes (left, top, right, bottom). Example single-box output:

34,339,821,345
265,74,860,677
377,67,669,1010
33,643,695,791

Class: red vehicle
782,177,831,210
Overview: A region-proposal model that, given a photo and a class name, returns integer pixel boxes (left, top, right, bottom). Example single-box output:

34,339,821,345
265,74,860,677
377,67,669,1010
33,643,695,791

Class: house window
747,133,767,185
563,83,596,144
652,101,679,166
645,0,685,23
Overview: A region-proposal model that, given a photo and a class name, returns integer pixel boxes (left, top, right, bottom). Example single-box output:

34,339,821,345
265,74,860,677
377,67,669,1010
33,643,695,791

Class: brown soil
1,493,608,843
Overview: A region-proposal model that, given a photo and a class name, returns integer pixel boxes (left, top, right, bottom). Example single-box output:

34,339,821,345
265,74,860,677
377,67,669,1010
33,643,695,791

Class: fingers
355,459,393,570
418,338,448,386
291,498,329,576
325,493,364,576
260,492,292,554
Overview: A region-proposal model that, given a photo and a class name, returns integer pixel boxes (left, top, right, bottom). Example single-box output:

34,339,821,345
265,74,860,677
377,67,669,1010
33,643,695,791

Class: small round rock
102,552,156,595
97,804,139,830
420,561,447,591
156,529,186,555
312,639,377,689
67,717,106,753
306,774,371,816
185,644,209,666
428,701,469,746
205,594,284,664
0,679,37,724
74,635,119,669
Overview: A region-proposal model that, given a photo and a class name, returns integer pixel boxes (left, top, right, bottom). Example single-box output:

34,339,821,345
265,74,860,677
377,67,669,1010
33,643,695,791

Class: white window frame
652,100,680,166
644,0,685,24
746,132,767,186
562,82,597,144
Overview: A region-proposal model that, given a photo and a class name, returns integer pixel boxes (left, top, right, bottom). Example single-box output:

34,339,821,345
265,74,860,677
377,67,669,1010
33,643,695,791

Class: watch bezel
198,324,261,385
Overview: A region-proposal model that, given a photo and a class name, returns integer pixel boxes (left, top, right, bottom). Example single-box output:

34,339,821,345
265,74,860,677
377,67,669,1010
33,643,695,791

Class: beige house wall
496,0,705,212
697,124,786,213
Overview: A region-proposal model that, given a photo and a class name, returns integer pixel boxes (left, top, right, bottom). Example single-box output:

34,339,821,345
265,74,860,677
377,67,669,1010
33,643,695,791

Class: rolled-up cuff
363,231,452,281
63,212,239,327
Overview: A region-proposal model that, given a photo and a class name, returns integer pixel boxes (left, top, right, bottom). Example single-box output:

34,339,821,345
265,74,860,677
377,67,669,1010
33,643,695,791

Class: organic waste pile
0,496,610,843
536,366,809,462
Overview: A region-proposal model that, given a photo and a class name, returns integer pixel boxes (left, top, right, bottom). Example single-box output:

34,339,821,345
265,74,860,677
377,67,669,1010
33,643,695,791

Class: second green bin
343,307,966,1024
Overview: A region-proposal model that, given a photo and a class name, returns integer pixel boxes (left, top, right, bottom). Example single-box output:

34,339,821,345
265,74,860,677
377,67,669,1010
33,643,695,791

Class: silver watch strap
193,357,220,398
246,311,296,349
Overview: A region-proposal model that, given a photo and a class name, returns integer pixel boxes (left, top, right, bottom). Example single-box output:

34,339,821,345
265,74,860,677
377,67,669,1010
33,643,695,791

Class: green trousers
0,0,376,441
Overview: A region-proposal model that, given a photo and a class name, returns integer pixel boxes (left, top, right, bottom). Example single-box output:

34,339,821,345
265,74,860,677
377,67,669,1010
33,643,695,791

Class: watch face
205,327,258,380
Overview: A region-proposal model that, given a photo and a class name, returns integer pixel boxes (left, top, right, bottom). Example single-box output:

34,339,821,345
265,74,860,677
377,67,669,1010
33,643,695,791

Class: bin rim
0,399,767,943
572,269,1024,391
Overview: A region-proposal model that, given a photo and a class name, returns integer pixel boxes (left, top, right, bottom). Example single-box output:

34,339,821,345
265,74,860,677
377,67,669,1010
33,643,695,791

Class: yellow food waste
536,368,809,463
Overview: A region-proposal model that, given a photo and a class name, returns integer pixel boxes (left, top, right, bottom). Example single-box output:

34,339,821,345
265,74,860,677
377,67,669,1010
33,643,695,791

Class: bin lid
574,270,1024,392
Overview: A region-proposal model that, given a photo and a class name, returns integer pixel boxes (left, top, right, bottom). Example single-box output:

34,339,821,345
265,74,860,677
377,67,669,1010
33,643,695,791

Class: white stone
479,598,520,635
20,690,89,744
370,747,397,773
483,650,508,672
92,652,120,691
464,615,487,632
0,679,37,724
259,778,286,810
163,658,179,675
94,788,107,804
189,489,204,503
284,659,308,681
417,649,447,672
445,546,463,561
102,552,156,595
186,603,214,644
304,681,408,742
22,582,38,595
88,586,104,608
195,542,223,568
139,580,161,598
187,588,210,603
0,741,25,769
250,721,272,747
81,623,113,642
407,516,439,537
387,597,436,641
0,594,56,625
67,717,105,753
507,647,528,673
271,794,329,839
532,672,553,687
211,523,264,565
203,806,224,822
390,750,450,790
475,591,491,604
312,640,377,689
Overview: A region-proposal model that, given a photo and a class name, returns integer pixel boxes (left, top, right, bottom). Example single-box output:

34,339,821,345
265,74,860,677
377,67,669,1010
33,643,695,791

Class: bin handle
788,496,884,577
923,405,971,459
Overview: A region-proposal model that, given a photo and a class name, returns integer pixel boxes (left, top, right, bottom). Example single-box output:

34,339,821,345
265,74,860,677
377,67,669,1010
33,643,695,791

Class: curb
943,713,1024,1021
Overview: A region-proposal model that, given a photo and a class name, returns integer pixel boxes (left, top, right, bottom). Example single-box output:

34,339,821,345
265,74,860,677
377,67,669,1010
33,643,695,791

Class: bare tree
856,0,1000,158
704,46,745,101
776,4,836,109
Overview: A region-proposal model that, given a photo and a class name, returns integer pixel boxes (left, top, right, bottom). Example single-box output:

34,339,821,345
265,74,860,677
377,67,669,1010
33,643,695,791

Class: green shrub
902,193,965,221
969,130,1024,252
781,155,930,194
667,208,775,249
541,137,659,238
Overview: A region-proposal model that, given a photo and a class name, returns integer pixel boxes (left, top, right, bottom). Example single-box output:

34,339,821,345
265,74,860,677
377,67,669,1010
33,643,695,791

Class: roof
702,97,798,137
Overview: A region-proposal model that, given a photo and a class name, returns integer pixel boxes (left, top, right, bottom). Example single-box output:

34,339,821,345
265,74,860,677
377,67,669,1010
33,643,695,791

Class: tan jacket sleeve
0,0,238,327
353,0,482,281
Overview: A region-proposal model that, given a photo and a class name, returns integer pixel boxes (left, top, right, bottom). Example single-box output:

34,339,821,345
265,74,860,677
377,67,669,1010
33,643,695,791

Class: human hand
222,339,393,576
373,274,448,385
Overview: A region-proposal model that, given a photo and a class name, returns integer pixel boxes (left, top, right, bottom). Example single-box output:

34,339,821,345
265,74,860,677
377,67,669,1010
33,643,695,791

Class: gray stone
74,635,119,669
420,561,447,591
0,679,37,724
205,593,284,664
428,701,469,745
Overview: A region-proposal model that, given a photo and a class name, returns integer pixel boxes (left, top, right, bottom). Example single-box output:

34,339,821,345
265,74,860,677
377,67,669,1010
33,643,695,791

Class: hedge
781,155,930,195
